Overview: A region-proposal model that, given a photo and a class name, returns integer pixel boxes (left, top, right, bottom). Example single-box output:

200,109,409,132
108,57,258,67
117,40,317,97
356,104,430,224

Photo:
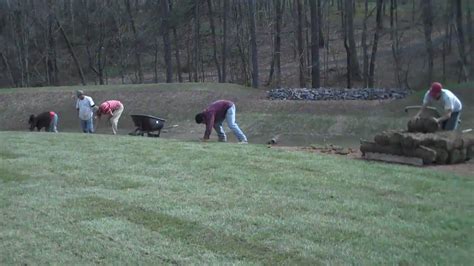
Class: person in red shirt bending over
195,100,248,143
96,100,124,135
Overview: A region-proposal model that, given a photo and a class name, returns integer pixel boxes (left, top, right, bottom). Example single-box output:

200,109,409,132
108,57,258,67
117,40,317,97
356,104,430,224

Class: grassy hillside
0,132,473,264
0,82,472,146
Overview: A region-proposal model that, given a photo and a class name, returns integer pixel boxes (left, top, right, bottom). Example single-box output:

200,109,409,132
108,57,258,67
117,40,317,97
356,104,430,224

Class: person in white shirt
415,82,463,130
75,90,96,133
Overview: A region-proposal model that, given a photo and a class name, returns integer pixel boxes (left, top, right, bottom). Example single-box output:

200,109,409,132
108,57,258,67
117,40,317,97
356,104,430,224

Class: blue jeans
80,118,94,133
442,111,461,130
214,104,247,142
49,113,58,132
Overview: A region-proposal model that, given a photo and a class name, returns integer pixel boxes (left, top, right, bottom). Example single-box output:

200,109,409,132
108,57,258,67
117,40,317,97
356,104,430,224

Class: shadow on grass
0,166,30,182
67,196,315,264
0,149,21,160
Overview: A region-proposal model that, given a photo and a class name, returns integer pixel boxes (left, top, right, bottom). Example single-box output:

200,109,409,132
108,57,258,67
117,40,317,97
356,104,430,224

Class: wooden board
363,152,424,166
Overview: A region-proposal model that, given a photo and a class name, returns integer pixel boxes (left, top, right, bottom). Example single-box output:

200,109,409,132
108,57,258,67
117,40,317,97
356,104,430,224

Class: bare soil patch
270,145,474,177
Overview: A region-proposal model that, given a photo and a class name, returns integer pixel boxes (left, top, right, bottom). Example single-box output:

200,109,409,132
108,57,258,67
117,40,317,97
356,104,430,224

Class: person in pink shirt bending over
96,100,124,135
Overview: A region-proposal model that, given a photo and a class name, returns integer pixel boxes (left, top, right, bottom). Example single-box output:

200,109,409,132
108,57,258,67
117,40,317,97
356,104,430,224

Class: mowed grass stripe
0,132,473,264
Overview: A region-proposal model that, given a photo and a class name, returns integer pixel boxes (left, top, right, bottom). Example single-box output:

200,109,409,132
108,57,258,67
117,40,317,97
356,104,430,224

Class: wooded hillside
0,0,472,89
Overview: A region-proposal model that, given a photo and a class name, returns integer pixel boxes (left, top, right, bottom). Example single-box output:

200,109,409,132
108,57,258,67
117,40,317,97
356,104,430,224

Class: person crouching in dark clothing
28,111,59,132
195,100,248,143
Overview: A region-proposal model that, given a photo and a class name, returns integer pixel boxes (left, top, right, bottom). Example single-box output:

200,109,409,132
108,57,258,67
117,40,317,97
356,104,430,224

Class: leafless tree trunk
161,0,173,83
310,0,320,89
369,0,383,88
207,0,222,82
125,0,143,83
153,37,160,83
111,5,127,84
0,52,16,87
234,1,249,85
318,0,325,48
267,0,283,87
169,0,183,82
248,0,259,88
361,0,369,87
345,0,361,79
466,1,474,79
342,0,351,88
56,18,86,85
297,0,306,87
221,0,229,82
422,0,434,85
455,0,469,80
390,0,402,87
47,0,59,86
193,0,200,82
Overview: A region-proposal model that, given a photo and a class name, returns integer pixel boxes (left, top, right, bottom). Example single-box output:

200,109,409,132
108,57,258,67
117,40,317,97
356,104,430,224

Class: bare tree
56,18,85,85
207,0,222,82
310,0,320,89
193,0,200,82
422,0,434,85
0,52,16,87
47,0,59,86
161,0,173,83
342,0,351,88
361,0,370,87
125,0,143,83
369,0,383,88
296,0,306,87
455,0,469,80
267,0,283,87
248,0,259,88
221,0,229,82
169,0,183,82
390,0,402,87
466,1,474,79
344,0,361,79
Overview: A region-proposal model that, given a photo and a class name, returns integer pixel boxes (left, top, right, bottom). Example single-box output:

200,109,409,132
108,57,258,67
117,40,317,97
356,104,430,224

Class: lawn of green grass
1,132,472,264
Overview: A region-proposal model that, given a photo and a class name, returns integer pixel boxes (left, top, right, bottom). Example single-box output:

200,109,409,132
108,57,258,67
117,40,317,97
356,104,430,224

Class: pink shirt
98,100,122,116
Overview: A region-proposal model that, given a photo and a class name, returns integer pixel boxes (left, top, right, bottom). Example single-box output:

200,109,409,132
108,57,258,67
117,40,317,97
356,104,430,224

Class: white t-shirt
76,96,95,120
423,89,462,112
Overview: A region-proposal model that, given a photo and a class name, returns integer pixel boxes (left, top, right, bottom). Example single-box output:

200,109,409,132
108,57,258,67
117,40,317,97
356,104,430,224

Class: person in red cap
96,100,124,135
415,82,462,130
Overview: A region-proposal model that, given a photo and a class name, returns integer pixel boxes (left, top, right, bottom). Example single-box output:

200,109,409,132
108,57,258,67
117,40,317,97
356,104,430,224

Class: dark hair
28,114,36,131
195,113,204,124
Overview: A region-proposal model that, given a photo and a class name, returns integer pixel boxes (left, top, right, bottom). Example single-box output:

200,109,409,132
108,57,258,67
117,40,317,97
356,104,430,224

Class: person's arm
75,100,80,114
435,109,452,124
203,114,215,140
436,97,454,123
89,97,95,109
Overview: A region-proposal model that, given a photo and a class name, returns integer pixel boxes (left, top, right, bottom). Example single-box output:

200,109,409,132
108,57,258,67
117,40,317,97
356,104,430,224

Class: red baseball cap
429,82,442,97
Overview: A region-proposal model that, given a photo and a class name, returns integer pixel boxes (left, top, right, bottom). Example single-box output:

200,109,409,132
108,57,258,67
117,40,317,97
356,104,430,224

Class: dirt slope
0,83,472,147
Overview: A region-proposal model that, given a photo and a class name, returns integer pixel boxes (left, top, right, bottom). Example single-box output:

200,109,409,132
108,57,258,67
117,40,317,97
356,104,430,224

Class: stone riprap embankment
267,88,411,101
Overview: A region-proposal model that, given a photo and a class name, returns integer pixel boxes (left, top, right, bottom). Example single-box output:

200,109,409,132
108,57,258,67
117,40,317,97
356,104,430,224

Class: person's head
28,114,36,131
76,90,85,100
429,82,443,100
195,113,204,124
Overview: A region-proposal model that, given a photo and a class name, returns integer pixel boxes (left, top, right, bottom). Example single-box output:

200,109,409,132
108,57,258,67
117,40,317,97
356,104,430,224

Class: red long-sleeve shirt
202,100,233,139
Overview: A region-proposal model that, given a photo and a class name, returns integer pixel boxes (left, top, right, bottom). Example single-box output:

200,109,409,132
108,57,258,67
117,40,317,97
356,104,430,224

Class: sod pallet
362,130,474,165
